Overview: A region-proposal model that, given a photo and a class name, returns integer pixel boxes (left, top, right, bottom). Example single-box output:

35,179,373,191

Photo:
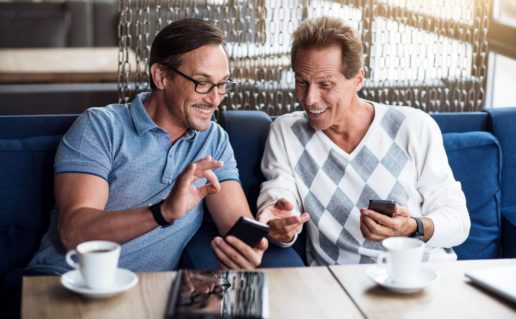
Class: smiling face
293,45,364,131
161,44,230,132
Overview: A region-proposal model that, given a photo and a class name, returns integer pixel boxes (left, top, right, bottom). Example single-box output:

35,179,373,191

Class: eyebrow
192,72,231,81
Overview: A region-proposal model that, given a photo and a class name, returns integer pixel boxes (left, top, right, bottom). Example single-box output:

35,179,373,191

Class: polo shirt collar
130,92,197,140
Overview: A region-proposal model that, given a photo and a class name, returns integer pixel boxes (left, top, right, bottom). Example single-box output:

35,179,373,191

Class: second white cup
377,237,425,285
65,240,121,290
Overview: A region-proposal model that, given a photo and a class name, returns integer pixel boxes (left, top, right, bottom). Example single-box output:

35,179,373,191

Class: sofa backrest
221,110,502,260
484,108,516,258
0,115,77,282
432,112,502,259
221,111,272,214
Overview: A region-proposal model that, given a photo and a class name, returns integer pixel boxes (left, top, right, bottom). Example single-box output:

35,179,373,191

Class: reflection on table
22,267,360,319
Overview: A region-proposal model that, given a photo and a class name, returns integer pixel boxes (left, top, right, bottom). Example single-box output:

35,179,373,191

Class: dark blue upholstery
431,112,489,133
443,132,502,259
0,115,77,288
221,110,272,213
485,108,516,258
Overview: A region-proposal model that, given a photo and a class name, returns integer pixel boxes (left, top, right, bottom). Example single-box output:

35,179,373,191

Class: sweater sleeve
257,120,303,218
413,114,471,248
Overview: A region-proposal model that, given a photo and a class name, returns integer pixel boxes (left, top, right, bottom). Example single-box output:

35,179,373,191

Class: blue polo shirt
27,92,239,274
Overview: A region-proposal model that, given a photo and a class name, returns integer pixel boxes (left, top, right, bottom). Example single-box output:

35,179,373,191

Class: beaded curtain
118,0,489,114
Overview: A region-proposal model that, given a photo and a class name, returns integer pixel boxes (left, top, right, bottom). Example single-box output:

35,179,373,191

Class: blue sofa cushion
485,108,516,258
0,135,61,280
221,111,272,214
443,132,502,259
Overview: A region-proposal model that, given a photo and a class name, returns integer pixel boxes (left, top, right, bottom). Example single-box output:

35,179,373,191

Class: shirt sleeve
257,120,303,218
211,123,240,183
412,113,471,248
54,108,113,180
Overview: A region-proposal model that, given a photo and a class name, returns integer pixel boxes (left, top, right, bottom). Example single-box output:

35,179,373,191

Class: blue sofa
1,108,516,308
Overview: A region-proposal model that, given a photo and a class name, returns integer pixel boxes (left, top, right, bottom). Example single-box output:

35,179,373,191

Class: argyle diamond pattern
293,108,410,264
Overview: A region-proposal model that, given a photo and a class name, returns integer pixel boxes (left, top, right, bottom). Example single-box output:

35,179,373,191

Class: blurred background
0,0,514,116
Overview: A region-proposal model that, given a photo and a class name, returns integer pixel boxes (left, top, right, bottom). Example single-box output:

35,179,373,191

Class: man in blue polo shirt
27,18,268,274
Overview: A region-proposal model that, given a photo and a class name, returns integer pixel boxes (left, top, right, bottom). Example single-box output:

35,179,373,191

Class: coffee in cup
65,240,121,289
377,237,425,285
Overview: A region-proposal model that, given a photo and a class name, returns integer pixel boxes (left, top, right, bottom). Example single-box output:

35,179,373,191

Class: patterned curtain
118,0,489,114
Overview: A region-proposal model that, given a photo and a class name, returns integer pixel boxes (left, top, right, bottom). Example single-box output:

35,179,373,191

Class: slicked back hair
149,18,226,89
291,16,363,79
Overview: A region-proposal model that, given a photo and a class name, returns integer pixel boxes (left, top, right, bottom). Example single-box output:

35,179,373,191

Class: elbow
57,210,81,250
452,208,471,247
58,224,78,251
459,213,472,245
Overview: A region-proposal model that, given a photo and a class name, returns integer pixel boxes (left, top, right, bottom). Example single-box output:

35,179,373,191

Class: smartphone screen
368,199,396,217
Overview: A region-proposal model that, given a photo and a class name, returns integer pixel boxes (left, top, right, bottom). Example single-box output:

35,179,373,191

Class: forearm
206,181,254,235
58,205,159,250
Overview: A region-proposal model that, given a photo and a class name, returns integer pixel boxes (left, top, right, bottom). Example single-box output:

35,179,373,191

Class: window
486,0,516,107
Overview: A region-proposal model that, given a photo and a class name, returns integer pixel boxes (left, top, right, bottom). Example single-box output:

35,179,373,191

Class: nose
204,87,224,107
303,84,320,107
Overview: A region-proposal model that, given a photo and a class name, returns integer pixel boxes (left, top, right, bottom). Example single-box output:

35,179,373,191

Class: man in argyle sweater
257,16,470,265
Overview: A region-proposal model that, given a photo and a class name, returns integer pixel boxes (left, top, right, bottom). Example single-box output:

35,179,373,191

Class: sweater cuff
268,233,298,248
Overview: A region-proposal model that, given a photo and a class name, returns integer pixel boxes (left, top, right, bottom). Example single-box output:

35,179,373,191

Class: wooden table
330,259,516,319
22,267,362,319
0,47,135,83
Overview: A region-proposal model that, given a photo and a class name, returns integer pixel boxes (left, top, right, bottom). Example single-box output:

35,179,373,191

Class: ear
150,63,167,90
354,69,365,92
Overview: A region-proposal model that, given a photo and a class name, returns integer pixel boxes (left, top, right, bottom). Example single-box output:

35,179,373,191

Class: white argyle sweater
258,103,470,265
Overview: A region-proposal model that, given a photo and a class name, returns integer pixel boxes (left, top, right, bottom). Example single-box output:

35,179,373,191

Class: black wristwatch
149,200,173,227
410,217,424,240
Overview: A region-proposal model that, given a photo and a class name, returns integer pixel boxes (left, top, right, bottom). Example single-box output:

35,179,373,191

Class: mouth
192,104,214,115
306,107,328,116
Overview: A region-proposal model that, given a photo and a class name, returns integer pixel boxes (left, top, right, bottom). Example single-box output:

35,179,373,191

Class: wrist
409,217,425,240
149,200,174,227
405,217,418,236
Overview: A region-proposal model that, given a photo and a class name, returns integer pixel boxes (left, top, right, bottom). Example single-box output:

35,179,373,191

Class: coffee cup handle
65,249,79,269
377,252,389,269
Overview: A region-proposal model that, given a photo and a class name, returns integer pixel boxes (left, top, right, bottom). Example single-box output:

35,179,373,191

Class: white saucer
60,268,138,298
366,265,439,294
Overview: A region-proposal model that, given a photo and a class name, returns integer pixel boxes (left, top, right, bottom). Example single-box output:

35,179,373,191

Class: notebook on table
165,269,269,319
465,264,516,304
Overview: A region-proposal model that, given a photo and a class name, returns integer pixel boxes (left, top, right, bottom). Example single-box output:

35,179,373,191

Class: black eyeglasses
163,65,236,95
178,277,231,308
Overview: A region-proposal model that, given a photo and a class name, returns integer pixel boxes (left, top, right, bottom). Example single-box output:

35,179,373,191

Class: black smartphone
225,216,269,247
368,199,396,217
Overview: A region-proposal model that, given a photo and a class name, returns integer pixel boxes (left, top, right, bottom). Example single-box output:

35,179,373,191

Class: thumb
255,237,269,251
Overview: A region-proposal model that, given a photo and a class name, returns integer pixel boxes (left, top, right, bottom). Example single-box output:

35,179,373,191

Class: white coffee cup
65,240,121,290
377,237,425,285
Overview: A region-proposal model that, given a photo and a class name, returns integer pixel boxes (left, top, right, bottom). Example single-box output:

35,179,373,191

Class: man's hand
162,156,223,222
258,198,310,243
359,204,414,241
210,236,268,269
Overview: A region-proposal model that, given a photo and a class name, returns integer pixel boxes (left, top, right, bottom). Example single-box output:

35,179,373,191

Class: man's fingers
211,237,240,269
219,235,266,269
361,213,391,237
275,198,294,211
193,156,224,173
268,213,309,232
197,170,220,197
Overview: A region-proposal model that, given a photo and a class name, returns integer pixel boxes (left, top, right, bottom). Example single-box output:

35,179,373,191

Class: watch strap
149,200,173,227
410,217,424,240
